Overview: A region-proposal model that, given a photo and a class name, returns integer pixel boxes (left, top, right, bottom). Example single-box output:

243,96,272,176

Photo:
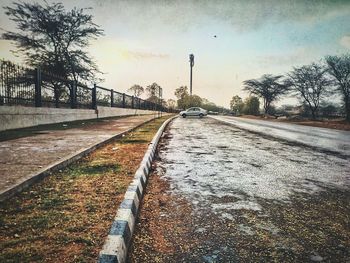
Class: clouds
339,35,350,49
88,37,169,67
90,0,350,33
256,48,318,67
120,50,169,60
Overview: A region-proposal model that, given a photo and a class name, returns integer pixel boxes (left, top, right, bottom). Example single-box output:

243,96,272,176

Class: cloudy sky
1,0,349,107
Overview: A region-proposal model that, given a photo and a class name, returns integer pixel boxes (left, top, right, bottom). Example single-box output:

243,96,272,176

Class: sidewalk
0,114,159,200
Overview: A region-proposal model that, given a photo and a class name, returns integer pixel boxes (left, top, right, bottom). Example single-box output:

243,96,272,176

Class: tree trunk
345,98,350,122
264,100,269,115
310,108,316,120
54,87,60,108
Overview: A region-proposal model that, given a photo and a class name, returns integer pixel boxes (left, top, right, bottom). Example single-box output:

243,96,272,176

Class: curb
0,115,167,202
98,115,177,263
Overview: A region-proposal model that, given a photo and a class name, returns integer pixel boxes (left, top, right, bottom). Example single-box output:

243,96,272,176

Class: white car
179,107,208,118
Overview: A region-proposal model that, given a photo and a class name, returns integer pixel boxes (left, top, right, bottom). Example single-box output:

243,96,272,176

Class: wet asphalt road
211,116,350,157
162,117,349,204
130,117,350,262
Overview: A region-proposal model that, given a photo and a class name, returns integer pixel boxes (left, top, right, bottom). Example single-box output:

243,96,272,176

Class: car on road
179,107,207,118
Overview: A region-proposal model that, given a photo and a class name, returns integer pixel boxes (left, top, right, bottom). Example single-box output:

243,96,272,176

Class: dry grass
0,116,172,263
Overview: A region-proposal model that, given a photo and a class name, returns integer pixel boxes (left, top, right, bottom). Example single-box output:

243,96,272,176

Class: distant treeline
231,54,350,121
172,86,229,113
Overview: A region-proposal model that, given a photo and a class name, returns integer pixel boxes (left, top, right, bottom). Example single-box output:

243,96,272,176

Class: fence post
70,81,77,109
92,84,97,109
34,68,42,107
122,93,126,108
111,89,114,107
131,96,134,109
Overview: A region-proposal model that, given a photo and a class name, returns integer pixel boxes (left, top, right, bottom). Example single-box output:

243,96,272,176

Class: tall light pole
189,54,194,96
158,87,163,118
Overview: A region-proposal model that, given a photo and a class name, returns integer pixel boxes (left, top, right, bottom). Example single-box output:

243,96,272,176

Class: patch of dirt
128,161,197,263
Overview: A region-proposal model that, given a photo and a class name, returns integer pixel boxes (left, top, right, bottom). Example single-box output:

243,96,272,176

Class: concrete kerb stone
0,115,162,202
98,115,177,263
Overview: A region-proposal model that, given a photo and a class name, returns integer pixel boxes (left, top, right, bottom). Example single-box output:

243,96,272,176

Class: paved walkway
0,114,158,200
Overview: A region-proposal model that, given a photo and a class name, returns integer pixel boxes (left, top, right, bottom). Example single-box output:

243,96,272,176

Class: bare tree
287,63,331,120
128,84,144,97
325,54,350,122
243,74,290,115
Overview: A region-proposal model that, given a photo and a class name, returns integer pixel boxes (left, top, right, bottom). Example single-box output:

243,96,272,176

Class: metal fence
0,60,170,112
0,61,35,106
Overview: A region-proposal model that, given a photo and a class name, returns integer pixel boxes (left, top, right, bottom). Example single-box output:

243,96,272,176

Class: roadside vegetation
1,2,103,85
173,86,229,113
230,53,350,124
1,2,171,110
168,54,349,125
0,116,172,263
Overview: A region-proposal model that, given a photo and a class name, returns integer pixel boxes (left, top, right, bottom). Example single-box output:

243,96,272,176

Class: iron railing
0,60,171,112
0,61,35,106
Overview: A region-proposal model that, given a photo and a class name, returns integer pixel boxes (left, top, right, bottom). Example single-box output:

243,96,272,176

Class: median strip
98,116,176,263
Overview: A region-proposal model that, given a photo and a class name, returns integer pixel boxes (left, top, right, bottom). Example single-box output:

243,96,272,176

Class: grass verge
0,115,172,263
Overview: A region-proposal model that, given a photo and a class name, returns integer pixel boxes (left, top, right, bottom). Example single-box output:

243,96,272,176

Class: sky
0,0,350,107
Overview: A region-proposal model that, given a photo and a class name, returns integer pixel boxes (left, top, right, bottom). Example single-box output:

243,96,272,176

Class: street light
189,54,194,96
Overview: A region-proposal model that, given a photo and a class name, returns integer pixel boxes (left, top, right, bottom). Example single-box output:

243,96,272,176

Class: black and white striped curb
98,115,177,263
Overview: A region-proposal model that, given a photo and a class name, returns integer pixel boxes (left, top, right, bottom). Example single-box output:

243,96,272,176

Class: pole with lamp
189,54,194,96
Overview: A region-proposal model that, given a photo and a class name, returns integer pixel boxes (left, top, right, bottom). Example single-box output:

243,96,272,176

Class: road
129,117,350,262
211,116,350,157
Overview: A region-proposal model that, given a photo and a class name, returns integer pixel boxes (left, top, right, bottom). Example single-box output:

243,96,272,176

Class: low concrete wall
0,105,156,131
96,107,155,118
